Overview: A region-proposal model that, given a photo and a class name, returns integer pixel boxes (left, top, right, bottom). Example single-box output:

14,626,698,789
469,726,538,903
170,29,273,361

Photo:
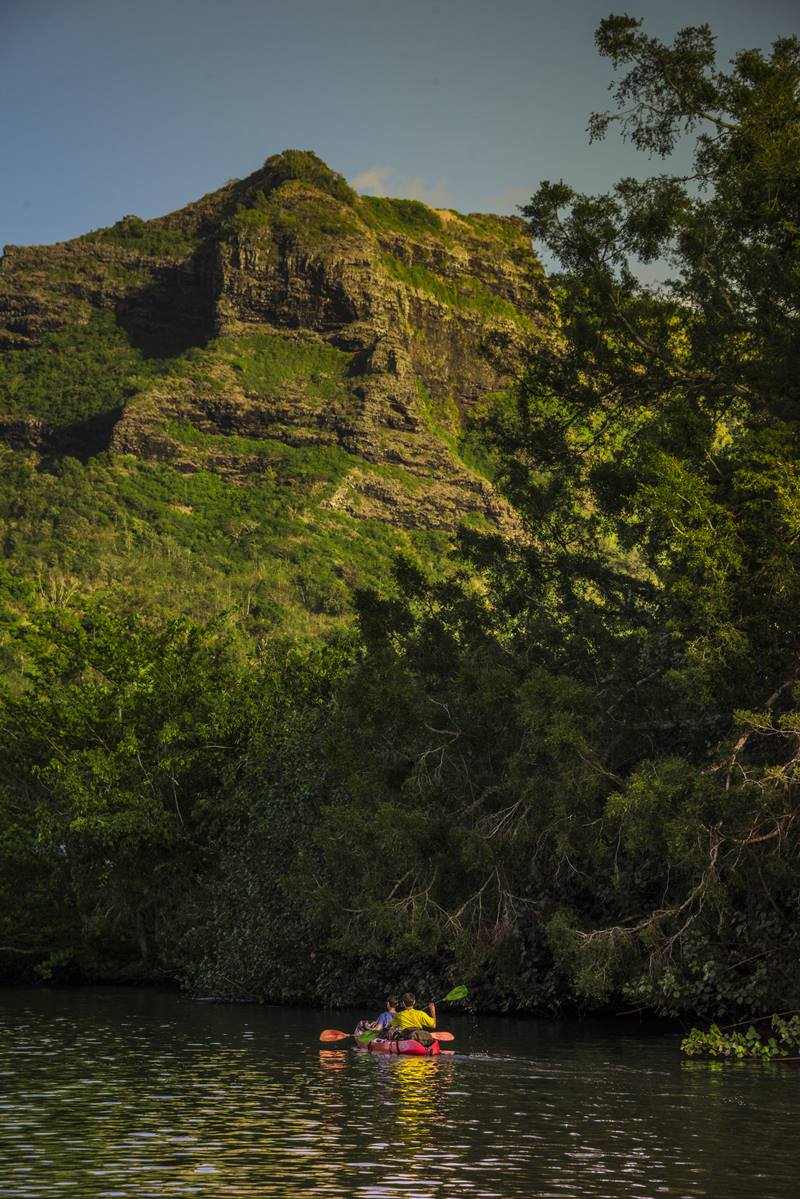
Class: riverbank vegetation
2,16,799,1018
682,1015,800,1060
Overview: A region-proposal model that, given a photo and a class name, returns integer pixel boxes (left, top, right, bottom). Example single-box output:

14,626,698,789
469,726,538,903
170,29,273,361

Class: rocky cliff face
0,151,545,535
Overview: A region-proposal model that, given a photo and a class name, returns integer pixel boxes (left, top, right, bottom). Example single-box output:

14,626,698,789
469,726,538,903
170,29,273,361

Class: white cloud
350,166,395,195
350,165,452,208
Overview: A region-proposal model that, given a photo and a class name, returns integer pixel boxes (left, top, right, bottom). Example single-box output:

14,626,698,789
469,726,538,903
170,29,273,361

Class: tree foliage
0,606,249,977
289,15,800,1015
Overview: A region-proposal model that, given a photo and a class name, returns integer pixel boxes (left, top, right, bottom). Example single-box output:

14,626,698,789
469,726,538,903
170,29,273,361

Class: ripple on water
1,993,799,1198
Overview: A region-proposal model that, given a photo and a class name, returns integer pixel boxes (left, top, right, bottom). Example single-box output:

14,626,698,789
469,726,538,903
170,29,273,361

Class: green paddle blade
442,985,468,1002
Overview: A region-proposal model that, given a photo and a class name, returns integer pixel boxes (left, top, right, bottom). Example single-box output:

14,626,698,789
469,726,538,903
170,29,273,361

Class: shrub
0,311,162,427
361,196,443,234
91,215,197,257
260,150,357,207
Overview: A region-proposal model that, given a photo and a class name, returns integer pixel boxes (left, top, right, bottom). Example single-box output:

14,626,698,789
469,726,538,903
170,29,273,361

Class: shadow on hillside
38,407,125,468
114,246,217,360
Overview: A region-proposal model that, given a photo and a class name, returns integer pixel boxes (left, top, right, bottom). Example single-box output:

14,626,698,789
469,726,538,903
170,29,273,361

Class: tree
321,16,800,1015
0,605,249,978
495,16,800,1012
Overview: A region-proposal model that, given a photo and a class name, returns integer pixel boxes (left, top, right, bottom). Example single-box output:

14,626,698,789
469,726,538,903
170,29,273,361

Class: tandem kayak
358,1037,441,1056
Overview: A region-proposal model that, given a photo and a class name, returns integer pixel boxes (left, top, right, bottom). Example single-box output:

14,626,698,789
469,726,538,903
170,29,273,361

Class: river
0,987,797,1197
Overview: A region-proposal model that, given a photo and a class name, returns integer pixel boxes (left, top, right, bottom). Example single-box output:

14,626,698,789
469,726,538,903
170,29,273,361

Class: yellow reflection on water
389,1056,451,1146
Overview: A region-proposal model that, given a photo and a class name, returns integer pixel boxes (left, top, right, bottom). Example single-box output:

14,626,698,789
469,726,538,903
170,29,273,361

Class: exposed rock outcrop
0,151,545,534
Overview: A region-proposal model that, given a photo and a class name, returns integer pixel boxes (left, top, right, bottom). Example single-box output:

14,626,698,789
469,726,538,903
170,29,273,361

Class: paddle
319,1028,455,1043
318,1028,382,1044
429,984,468,1006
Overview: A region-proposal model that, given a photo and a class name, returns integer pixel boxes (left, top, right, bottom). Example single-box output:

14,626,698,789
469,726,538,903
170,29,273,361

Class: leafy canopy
300,15,800,1016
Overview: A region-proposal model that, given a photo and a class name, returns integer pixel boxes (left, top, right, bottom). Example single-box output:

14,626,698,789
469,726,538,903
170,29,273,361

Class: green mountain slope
0,151,545,640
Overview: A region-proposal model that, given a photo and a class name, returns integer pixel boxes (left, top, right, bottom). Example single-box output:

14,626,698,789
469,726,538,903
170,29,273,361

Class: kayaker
387,991,436,1045
354,994,398,1037
373,995,399,1031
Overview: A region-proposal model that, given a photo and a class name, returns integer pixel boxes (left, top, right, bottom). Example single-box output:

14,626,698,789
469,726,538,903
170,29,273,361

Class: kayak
358,1036,441,1056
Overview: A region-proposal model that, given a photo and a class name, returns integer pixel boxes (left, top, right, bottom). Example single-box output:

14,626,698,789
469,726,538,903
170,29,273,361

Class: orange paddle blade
431,1031,454,1042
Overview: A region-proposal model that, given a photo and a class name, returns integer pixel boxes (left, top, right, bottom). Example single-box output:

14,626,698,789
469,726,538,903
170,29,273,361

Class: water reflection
319,1048,348,1070
391,1056,448,1140
0,989,798,1198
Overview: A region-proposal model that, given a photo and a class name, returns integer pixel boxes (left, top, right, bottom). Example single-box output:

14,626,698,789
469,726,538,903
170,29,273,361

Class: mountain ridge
0,151,544,637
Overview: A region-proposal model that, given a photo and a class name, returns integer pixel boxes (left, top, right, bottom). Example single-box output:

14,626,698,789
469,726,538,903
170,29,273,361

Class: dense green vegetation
1,17,798,1022
682,1015,800,1060
222,150,362,247
0,311,161,426
225,181,362,247
88,214,199,257
0,445,430,646
384,256,524,322
0,306,437,644
259,150,357,208
361,195,444,235
223,331,354,402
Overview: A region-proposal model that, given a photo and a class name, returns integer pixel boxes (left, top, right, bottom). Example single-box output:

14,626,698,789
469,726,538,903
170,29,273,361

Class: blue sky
3,0,796,248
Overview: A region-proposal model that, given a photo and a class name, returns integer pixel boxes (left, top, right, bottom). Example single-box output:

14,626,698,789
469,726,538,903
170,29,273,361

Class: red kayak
358,1037,440,1056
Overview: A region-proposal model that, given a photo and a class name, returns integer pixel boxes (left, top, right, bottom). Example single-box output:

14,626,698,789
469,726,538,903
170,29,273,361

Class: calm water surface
0,988,797,1198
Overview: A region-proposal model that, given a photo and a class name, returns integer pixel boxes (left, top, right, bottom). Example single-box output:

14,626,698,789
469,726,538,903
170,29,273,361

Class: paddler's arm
426,1002,436,1027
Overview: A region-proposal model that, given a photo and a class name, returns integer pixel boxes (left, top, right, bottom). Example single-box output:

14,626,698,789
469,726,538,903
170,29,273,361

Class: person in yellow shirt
388,992,436,1045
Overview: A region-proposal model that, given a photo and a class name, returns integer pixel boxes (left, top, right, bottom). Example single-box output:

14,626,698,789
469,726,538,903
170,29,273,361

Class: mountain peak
0,153,546,632
251,149,358,207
